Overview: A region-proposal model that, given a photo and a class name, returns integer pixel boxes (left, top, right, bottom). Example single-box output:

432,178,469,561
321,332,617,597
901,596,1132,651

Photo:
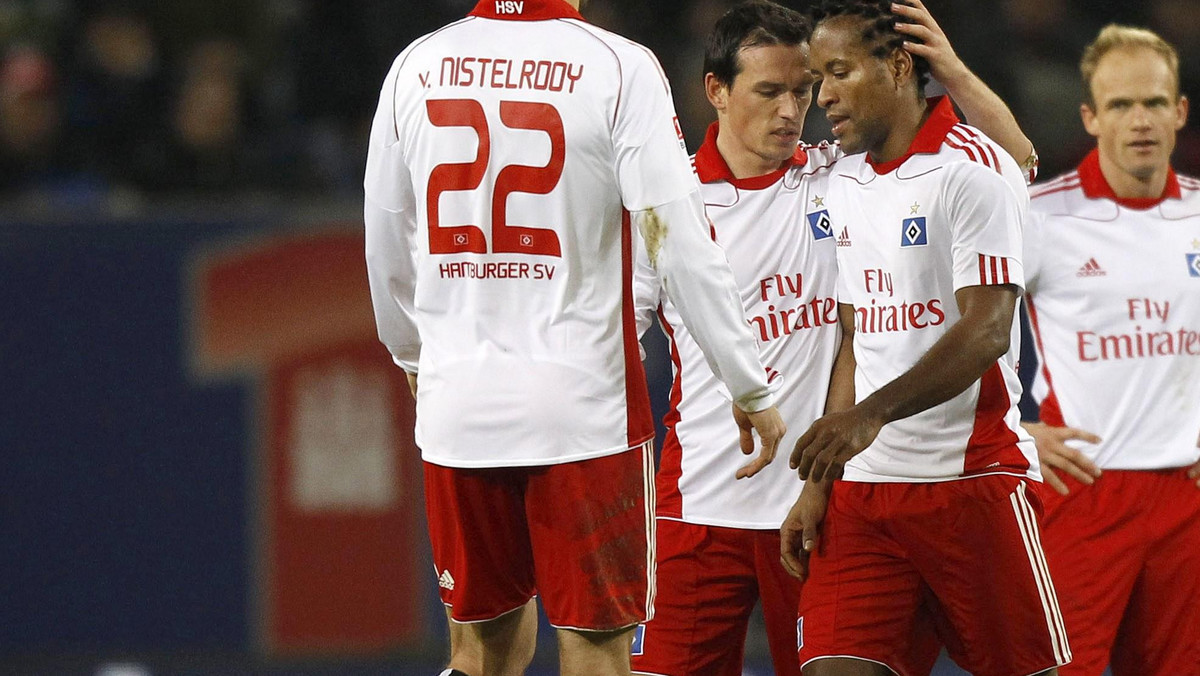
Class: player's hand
789,406,883,482
733,404,787,479
780,480,831,581
892,0,967,86
405,371,418,398
1022,421,1102,495
1189,459,1200,490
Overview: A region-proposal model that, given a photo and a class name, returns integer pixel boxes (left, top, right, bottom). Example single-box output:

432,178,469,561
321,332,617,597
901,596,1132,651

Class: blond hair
1080,24,1181,106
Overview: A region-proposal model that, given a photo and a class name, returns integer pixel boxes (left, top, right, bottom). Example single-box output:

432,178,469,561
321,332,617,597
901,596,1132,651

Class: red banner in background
189,229,425,655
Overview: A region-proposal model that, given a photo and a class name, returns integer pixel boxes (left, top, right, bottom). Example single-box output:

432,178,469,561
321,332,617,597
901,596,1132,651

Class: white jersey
1025,150,1200,470
635,124,842,529
828,97,1038,483
364,0,774,468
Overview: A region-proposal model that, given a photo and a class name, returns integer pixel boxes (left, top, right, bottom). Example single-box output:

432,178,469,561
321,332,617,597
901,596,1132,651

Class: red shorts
1040,467,1200,676
798,475,1070,676
630,520,801,676
423,442,655,630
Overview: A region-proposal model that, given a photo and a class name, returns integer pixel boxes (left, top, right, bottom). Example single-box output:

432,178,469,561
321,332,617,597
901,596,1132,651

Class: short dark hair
811,0,930,93
704,0,811,87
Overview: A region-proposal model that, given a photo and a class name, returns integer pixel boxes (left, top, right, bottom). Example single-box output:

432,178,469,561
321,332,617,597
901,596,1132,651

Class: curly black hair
811,0,931,93
704,0,811,87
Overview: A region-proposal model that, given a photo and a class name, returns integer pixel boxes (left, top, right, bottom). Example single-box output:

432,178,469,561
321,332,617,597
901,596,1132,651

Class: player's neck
715,126,788,179
562,0,582,8
1097,151,1171,199
869,98,929,166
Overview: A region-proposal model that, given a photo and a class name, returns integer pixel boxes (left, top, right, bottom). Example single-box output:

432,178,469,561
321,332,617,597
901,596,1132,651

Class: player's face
1082,46,1188,182
708,42,813,174
810,17,895,156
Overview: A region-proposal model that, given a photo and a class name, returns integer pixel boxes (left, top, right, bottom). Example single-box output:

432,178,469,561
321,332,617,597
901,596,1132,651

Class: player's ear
888,46,914,89
705,72,729,111
1080,102,1100,138
1175,94,1189,131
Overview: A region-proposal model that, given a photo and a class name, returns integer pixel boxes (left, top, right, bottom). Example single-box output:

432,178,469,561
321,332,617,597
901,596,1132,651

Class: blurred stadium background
1,0,1192,674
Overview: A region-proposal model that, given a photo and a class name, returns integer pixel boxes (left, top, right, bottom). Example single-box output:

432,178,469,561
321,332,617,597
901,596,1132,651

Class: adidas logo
836,226,852,247
438,569,455,590
1076,258,1106,277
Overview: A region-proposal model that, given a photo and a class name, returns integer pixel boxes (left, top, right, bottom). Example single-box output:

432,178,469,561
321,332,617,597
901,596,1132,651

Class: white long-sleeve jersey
364,0,774,468
635,125,841,528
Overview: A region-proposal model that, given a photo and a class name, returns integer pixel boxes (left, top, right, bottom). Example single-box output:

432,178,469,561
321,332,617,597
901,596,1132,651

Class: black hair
704,0,811,87
811,0,931,92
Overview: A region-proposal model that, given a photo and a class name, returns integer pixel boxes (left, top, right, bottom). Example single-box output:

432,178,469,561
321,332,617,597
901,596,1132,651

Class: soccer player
782,1,1069,674
362,1,787,675
1022,25,1200,676
632,2,1042,675
630,6,836,675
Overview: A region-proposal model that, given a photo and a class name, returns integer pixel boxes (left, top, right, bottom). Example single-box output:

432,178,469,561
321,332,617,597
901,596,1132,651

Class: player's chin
1125,155,1165,179
835,132,864,154
763,136,798,156
761,146,796,166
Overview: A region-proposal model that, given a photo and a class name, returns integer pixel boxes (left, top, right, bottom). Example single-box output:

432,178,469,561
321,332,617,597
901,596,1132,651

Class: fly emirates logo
854,268,946,334
750,272,837,343
1076,298,1200,361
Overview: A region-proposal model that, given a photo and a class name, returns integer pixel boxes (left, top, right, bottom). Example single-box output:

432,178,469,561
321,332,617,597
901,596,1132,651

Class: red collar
469,0,584,21
1076,148,1180,209
692,122,808,190
866,95,959,175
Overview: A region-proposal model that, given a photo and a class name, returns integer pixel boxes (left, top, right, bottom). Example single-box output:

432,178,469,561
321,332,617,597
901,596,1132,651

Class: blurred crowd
1,0,1198,209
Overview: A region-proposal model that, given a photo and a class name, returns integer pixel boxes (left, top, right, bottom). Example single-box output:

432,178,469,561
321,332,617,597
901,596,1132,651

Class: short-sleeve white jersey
828,97,1038,483
364,0,773,468
1025,150,1200,470
635,124,842,529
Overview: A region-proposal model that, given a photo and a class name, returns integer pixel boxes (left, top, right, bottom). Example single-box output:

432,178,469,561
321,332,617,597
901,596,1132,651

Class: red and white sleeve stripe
978,254,1012,285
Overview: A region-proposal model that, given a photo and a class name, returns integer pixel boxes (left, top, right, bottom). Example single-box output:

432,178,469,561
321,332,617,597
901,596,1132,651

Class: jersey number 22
425,98,564,258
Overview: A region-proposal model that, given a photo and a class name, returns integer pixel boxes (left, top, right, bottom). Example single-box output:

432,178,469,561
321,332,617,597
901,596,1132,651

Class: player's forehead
1091,46,1178,101
733,41,813,87
809,16,875,67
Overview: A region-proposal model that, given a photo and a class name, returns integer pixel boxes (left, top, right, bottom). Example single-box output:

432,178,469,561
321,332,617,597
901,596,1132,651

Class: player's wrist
932,60,972,92
854,395,893,429
1019,146,1040,182
803,474,835,495
735,389,775,413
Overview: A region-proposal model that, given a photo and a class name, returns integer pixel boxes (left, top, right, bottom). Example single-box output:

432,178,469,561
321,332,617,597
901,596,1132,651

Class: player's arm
823,303,857,415
365,197,420,370
865,284,1018,422
894,0,1038,181
613,47,784,476
364,60,422,382
633,194,785,478
631,229,665,346
793,285,1020,482
780,304,855,579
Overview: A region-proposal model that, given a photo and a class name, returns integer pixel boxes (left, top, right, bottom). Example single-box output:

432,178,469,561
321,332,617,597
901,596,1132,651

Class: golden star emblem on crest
1192,238,1200,249
812,195,825,208
910,201,920,215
